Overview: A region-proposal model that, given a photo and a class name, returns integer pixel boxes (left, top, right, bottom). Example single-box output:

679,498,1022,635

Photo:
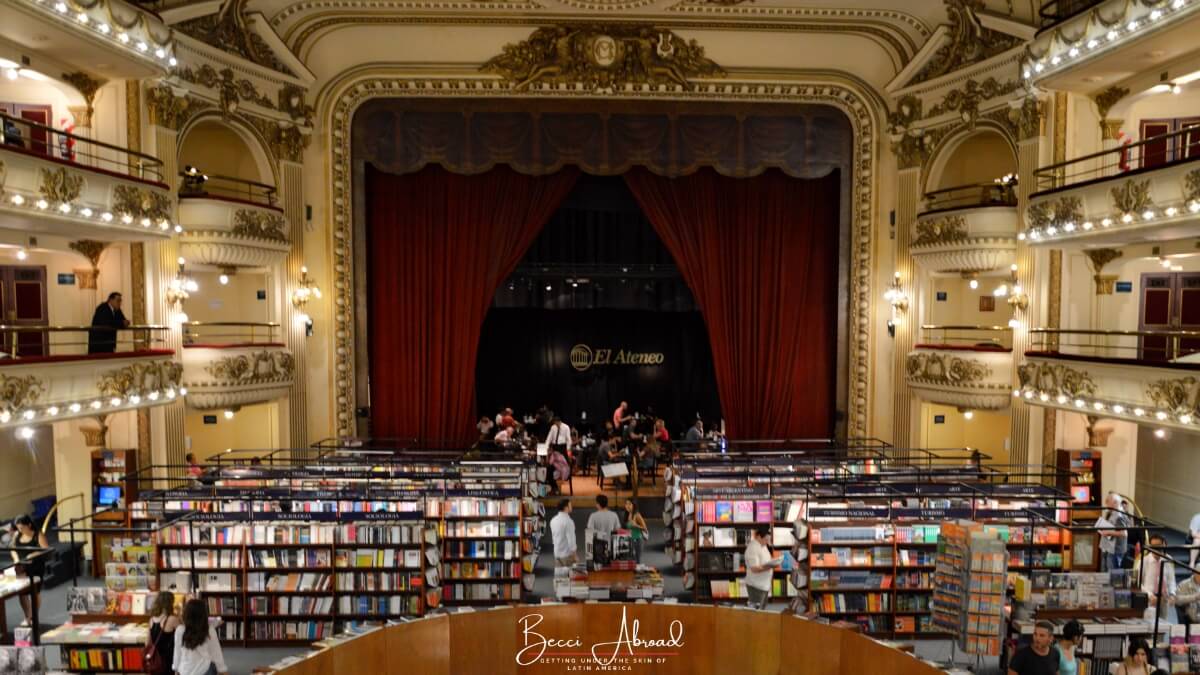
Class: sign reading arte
569,344,665,372
516,606,684,671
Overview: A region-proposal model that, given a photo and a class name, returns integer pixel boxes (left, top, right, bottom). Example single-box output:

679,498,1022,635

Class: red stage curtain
624,167,840,439
366,164,579,443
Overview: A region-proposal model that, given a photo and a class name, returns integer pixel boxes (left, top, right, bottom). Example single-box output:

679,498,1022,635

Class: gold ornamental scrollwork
1110,179,1151,215
97,361,183,398
111,185,172,222
1183,169,1200,204
39,167,84,204
146,85,194,131
906,352,991,385
1092,86,1129,123
912,216,968,247
908,0,1021,85
205,350,295,383
1146,377,1200,416
1026,195,1083,230
481,25,725,92
232,210,288,242
1017,362,1097,399
0,375,44,414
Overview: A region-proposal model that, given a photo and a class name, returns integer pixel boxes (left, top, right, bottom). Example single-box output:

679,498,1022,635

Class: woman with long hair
145,592,179,675
9,514,48,626
1116,638,1154,675
623,500,649,563
1057,619,1084,675
172,599,227,675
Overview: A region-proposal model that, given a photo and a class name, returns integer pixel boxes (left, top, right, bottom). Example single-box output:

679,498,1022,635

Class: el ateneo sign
569,343,665,372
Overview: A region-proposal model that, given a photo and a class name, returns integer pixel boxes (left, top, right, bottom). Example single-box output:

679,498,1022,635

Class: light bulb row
1023,0,1190,80
1018,200,1200,242
1013,387,1196,426
0,387,187,428
35,0,176,67
6,193,184,233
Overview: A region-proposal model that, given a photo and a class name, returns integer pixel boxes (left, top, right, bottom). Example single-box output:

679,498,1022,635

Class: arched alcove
177,116,276,186
927,128,1018,192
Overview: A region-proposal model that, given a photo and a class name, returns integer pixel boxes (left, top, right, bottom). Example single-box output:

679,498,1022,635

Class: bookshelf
1056,449,1101,514
91,449,140,577
429,490,523,605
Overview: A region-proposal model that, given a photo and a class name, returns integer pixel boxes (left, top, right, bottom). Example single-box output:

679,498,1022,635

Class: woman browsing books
146,592,179,675
173,600,228,675
623,500,649,563
744,525,781,610
1115,639,1154,675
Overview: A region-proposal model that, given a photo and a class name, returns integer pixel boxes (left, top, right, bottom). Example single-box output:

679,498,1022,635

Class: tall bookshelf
1056,449,1101,514
429,490,523,606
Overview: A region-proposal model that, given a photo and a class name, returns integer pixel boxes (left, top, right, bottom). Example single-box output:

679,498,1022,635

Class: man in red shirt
612,401,632,429
499,407,517,430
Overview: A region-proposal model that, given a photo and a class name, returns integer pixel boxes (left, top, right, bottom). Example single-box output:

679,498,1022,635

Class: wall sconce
165,256,198,322
957,407,975,420
883,271,908,339
292,266,321,335
992,263,1029,311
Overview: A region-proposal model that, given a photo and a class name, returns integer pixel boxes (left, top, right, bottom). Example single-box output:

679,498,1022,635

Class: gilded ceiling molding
906,352,991,385
147,84,200,131
39,167,85,204
111,185,173,222
69,240,109,270
908,0,1021,86
175,64,276,115
1016,94,1045,141
1083,248,1122,296
1026,195,1082,230
98,361,184,399
1146,377,1200,417
1017,362,1096,399
1092,85,1128,121
925,77,1021,125
232,209,289,241
321,70,879,439
176,0,296,77
205,350,296,383
482,26,724,92
60,71,108,124
1110,179,1151,215
911,215,967,247
0,375,44,414
888,95,926,170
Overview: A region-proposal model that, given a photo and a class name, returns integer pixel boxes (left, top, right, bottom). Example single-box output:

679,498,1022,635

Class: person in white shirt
494,426,514,444
743,525,781,609
550,499,577,567
1190,512,1200,568
585,494,622,541
173,599,228,675
1141,533,1178,623
546,417,573,455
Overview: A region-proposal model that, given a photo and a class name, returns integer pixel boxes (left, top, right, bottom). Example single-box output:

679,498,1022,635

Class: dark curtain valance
353,100,851,179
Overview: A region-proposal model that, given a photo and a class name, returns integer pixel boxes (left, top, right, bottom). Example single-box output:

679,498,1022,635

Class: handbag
143,624,165,673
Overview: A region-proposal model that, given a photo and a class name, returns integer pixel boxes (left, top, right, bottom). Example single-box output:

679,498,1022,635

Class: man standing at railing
88,292,130,353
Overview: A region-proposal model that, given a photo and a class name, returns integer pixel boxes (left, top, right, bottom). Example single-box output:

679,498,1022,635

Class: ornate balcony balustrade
906,326,1014,410
4,0,174,78
177,173,289,267
181,322,293,409
0,113,175,240
912,182,1018,273
0,325,178,429
1016,328,1200,432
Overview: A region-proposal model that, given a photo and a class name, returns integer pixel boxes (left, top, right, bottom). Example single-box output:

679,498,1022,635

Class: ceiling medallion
482,25,725,92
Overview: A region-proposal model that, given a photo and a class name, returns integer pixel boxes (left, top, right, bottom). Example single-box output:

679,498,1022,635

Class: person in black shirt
88,292,130,354
1008,620,1060,675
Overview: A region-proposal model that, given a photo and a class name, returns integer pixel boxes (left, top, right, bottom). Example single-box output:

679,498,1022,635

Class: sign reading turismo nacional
516,606,685,673
569,344,665,372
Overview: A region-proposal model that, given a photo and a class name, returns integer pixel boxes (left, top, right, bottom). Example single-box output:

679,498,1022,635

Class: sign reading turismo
516,606,684,671
569,344,665,372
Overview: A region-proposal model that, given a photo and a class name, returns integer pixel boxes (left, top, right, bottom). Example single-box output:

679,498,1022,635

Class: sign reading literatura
569,344,665,372
516,606,684,672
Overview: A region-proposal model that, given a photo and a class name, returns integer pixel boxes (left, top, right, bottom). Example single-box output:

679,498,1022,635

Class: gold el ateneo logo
570,344,594,372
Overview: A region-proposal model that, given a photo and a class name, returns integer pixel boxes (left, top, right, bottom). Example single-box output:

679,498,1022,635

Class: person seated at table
10,515,48,626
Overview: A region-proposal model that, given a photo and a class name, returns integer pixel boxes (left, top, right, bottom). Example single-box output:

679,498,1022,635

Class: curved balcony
0,113,175,240
181,322,293,410
906,325,1014,410
911,183,1018,274
1025,127,1200,248
177,174,290,268
1027,0,1200,92
0,325,178,429
3,0,174,78
1017,328,1200,432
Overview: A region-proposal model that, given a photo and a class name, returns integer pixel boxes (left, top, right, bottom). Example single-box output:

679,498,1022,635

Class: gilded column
279,160,309,457
892,166,922,455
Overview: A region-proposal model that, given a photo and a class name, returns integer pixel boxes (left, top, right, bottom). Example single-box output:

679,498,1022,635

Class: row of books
1008,550,1064,568
445,540,519,559
337,548,421,569
814,593,891,613
248,572,333,592
811,526,892,544
64,646,144,671
102,562,156,592
335,523,422,544
204,596,240,615
810,571,891,590
337,595,421,616
67,589,184,617
697,500,777,524
894,615,937,634
248,595,335,615
898,549,937,566
249,549,332,568
335,572,423,592
896,571,934,589
894,525,940,543
441,561,519,580
161,549,242,569
811,546,893,567
248,620,333,641
428,498,521,517
439,521,519,538
707,578,798,599
441,582,520,601
895,594,931,612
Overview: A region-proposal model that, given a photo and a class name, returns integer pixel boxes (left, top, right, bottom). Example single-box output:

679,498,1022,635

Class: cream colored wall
918,402,1011,465
925,277,1015,329
0,79,75,131
185,270,272,325
184,401,279,461
932,133,1016,190
1134,425,1200,532
177,120,268,183
0,427,56,520
1122,88,1200,140
51,410,137,556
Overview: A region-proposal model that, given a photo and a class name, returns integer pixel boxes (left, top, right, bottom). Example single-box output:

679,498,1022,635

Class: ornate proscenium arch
320,71,880,440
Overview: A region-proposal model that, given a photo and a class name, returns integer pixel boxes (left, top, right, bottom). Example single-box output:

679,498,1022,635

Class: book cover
715,502,733,523
732,501,754,523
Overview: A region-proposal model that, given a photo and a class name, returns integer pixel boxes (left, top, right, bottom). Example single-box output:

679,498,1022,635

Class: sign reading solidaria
569,344,665,372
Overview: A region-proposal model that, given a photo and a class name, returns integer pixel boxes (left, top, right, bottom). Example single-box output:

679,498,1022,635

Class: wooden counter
270,604,947,675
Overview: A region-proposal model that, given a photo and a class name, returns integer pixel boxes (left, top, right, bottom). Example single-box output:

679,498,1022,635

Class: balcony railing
1034,126,1200,194
920,182,1017,215
179,172,277,207
183,322,280,347
1,112,165,184
0,325,169,361
1030,328,1200,363
1038,0,1105,30
919,325,1013,351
